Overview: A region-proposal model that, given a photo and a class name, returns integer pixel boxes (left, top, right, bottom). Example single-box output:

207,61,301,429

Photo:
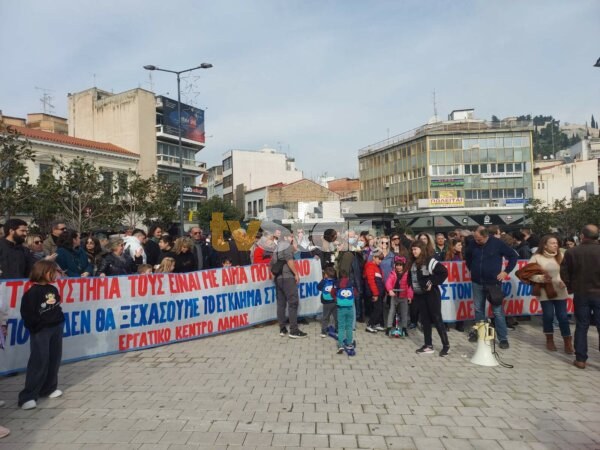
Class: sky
1,0,599,179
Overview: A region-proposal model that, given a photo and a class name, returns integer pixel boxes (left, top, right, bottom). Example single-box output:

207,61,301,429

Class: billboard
183,185,208,199
159,96,205,144
430,178,464,188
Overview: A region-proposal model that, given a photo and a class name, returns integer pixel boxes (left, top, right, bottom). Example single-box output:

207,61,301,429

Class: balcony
156,154,201,172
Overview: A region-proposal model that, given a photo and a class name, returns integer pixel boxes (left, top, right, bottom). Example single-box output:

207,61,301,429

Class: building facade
244,179,340,222
222,147,303,209
358,110,534,231
13,125,139,192
68,87,207,218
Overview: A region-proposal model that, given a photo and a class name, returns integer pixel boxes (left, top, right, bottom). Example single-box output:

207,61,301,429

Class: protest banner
0,259,570,374
0,259,322,375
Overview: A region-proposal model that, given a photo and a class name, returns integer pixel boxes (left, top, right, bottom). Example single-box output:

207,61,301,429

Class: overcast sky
1,0,599,179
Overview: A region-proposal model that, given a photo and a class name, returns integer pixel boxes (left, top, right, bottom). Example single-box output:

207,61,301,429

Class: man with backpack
269,232,307,339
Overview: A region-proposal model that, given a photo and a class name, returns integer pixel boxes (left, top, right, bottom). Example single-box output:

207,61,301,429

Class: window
247,201,252,215
480,164,488,174
506,163,514,172
102,171,113,196
117,172,128,195
39,164,53,178
515,162,523,172
223,157,232,171
258,199,264,212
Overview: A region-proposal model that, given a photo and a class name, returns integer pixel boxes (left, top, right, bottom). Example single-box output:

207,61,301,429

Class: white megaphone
470,321,499,367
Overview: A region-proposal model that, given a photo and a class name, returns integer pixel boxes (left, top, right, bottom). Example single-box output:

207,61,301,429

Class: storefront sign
481,172,523,179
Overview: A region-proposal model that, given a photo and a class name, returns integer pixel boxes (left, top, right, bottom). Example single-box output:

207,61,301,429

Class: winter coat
56,246,93,277
385,271,414,300
465,236,518,284
97,252,139,276
363,261,384,298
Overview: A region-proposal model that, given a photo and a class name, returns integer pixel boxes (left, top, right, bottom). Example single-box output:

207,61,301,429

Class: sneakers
416,345,434,354
0,425,10,439
320,332,327,338
337,347,344,354
365,326,377,333
48,390,63,399
439,346,450,357
21,400,36,410
468,330,478,343
374,325,386,332
279,327,288,337
499,340,510,349
289,330,307,339
574,360,586,369
408,322,417,330
402,328,408,337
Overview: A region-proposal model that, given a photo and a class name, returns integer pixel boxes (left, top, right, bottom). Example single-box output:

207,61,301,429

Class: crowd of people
1,216,599,438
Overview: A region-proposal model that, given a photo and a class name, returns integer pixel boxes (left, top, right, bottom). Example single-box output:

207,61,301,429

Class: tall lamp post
143,63,213,235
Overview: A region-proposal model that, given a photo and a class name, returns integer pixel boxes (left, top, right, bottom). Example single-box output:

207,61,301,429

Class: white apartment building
222,147,303,210
534,158,598,205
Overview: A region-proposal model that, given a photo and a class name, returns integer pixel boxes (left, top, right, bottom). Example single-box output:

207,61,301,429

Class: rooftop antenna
147,72,154,93
35,86,55,114
433,89,439,121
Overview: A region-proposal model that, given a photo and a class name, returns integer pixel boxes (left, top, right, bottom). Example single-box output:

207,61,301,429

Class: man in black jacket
0,218,33,280
465,227,518,349
560,224,600,369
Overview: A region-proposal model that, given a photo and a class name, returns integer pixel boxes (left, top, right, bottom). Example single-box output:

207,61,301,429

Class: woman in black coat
407,241,449,357
97,238,140,276
173,237,198,273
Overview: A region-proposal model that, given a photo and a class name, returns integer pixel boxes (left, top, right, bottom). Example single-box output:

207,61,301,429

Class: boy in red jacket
364,249,385,333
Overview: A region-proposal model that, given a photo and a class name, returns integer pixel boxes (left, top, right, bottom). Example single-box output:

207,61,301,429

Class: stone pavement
1,319,600,450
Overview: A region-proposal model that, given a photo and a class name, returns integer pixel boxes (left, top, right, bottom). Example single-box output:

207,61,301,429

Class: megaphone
470,321,499,367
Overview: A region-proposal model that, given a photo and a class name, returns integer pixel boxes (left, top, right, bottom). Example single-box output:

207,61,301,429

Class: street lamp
143,63,213,235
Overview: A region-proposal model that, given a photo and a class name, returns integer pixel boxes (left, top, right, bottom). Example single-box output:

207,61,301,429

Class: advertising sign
159,96,205,144
481,172,523,179
183,185,208,199
430,178,464,188
430,197,465,207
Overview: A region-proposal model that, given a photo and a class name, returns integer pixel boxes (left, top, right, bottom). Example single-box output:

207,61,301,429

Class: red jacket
363,261,384,297
252,246,272,264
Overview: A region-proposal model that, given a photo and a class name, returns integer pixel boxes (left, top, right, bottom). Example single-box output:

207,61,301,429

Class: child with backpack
385,256,413,337
317,266,337,337
334,271,357,354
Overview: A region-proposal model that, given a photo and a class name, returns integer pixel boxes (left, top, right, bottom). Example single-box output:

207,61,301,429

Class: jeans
337,306,354,348
573,295,600,362
472,281,508,342
541,300,571,336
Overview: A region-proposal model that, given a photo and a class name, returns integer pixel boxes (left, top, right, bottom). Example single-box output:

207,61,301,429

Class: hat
394,256,406,265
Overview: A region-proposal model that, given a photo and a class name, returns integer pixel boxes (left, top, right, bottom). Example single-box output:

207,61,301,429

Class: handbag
485,282,505,307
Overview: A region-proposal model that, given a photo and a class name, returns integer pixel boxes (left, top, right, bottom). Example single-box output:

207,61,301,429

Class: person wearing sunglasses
26,235,57,263
42,221,67,256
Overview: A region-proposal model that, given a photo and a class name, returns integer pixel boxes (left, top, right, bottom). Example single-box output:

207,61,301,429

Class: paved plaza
1,319,600,450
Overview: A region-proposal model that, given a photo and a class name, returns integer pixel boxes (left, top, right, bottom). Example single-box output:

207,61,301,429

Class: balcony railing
358,120,533,157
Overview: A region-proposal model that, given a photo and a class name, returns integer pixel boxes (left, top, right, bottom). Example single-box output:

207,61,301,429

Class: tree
0,123,36,218
194,196,243,231
592,115,597,129
525,195,600,238
36,157,119,233
491,115,500,123
141,176,179,228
